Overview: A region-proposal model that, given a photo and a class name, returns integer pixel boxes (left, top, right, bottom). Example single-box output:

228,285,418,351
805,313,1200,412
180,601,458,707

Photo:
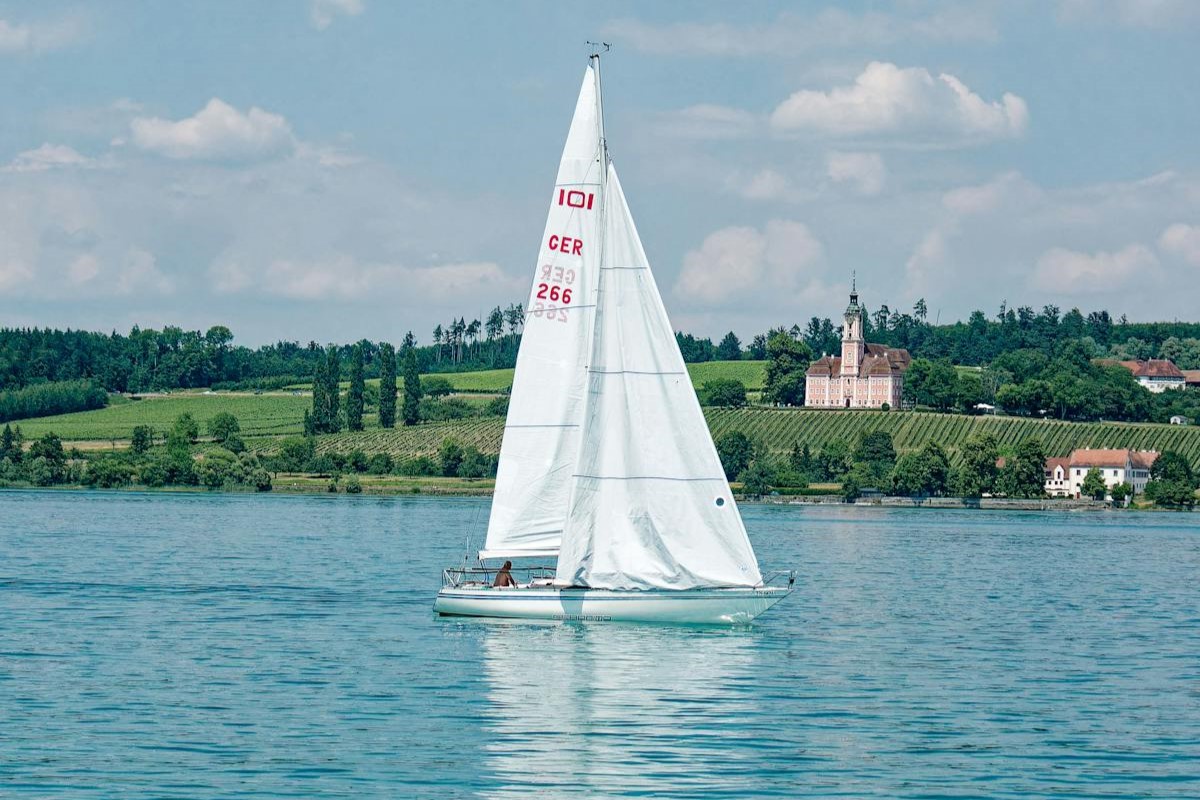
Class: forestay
481,66,604,560
554,165,764,590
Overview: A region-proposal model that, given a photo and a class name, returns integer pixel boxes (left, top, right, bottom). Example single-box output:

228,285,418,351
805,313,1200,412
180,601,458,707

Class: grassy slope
308,408,1200,468
16,374,1200,469
16,393,312,440
410,361,766,393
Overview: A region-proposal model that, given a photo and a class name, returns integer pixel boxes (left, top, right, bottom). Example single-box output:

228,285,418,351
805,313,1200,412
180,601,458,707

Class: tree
890,442,951,497
378,342,397,428
172,413,200,443
700,379,747,408
422,376,454,399
1145,450,1197,508
954,433,999,497
1080,467,1108,500
715,431,756,481
324,346,342,433
762,332,812,406
818,440,852,480
346,344,366,432
790,442,814,477
739,459,774,498
402,347,422,426
207,412,240,444
130,425,154,455
459,446,490,479
717,331,742,361
1109,482,1132,507
439,438,464,477
999,438,1047,498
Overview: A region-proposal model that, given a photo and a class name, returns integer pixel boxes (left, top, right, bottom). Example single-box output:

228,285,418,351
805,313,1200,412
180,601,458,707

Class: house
1182,370,1200,389
805,282,911,408
1044,457,1071,497
1170,415,1191,426
1117,359,1186,393
1057,448,1159,499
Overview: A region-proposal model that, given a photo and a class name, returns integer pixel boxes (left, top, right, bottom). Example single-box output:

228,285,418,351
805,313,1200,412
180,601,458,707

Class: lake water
2,490,1198,798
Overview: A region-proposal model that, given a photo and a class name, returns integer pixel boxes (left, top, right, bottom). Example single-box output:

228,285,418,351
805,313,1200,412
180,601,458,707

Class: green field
15,393,312,441
687,361,767,390
299,408,1200,468
15,379,1200,470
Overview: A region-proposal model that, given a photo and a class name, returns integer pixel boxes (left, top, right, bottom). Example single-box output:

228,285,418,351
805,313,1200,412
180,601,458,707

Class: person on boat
493,561,517,588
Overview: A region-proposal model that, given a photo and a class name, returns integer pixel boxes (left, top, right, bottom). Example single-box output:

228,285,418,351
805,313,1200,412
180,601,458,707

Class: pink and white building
805,286,910,409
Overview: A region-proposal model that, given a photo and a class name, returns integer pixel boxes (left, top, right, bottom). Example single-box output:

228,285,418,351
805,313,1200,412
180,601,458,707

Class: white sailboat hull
434,585,792,625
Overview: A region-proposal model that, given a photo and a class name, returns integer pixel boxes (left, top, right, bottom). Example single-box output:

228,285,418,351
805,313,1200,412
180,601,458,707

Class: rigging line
572,474,728,482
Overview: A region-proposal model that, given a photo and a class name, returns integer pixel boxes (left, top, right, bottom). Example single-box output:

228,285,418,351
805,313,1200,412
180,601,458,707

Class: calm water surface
2,490,1198,798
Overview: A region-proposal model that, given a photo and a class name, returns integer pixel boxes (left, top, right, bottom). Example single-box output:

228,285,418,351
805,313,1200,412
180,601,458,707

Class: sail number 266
531,265,576,323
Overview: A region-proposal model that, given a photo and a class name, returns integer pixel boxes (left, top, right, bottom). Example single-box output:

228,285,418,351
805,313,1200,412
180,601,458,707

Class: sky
2,0,1199,346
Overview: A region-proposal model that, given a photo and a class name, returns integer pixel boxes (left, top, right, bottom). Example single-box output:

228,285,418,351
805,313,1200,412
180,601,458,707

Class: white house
1118,360,1186,393
1054,449,1159,499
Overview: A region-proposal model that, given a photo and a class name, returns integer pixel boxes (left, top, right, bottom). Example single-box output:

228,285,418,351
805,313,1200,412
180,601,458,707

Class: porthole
715,497,726,507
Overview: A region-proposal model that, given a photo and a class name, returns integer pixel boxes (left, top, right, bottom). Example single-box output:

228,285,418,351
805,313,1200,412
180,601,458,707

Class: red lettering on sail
557,189,595,209
547,235,583,256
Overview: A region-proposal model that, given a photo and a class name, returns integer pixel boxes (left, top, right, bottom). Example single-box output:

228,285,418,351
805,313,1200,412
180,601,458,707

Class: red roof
1044,457,1069,475
1068,448,1159,469
1183,370,1200,385
1118,359,1185,379
805,344,910,378
1130,451,1159,470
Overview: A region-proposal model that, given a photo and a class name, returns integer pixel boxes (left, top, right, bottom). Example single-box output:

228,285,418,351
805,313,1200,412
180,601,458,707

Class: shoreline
2,481,1174,511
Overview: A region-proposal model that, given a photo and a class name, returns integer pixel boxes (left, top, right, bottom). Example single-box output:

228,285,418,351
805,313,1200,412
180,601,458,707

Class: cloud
1033,245,1158,293
771,62,1028,142
130,99,295,161
1057,0,1200,28
116,248,173,295
675,220,823,305
605,7,996,58
3,143,93,173
737,169,792,201
651,104,759,140
1159,223,1200,265
827,152,886,195
311,0,364,30
0,13,88,55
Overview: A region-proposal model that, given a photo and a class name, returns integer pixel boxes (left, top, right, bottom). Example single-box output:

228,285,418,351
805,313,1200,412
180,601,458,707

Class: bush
273,436,316,472
700,379,747,408
172,413,200,444
397,455,439,476
130,425,154,454
347,449,369,473
422,376,455,398
439,439,464,477
345,475,363,494
84,455,135,488
367,453,394,475
419,397,473,422
459,446,494,479
249,468,273,491
716,431,756,481
224,432,246,454
486,396,510,417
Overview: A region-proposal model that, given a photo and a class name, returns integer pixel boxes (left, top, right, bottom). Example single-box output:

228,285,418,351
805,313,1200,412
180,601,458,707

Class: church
805,283,911,409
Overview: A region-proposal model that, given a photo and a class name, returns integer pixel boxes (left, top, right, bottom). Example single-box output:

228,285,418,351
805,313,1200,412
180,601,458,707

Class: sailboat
434,52,794,624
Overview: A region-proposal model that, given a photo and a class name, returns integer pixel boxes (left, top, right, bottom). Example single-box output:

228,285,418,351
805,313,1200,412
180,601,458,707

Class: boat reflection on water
474,621,773,798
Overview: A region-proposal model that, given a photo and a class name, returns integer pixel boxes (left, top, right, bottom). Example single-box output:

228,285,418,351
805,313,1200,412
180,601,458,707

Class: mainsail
554,164,764,590
480,66,605,559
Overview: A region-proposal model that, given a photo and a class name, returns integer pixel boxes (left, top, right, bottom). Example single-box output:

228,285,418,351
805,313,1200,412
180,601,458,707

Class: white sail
480,66,605,560
554,164,764,590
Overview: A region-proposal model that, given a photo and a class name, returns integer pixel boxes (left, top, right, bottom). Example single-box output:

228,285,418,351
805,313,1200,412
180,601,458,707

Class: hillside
307,408,1200,467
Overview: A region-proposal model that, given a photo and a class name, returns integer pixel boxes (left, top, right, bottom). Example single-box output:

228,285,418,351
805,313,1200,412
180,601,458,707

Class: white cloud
131,99,295,161
311,0,364,31
827,151,886,195
246,258,517,302
1159,223,1200,265
771,62,1028,141
675,220,823,305
3,143,92,173
115,248,173,295
738,169,791,201
0,14,87,55
0,259,34,291
605,7,996,57
68,254,100,285
1034,245,1158,293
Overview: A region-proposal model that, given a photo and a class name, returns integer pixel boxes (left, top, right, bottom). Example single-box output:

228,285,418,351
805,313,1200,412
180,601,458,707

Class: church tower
840,275,864,378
